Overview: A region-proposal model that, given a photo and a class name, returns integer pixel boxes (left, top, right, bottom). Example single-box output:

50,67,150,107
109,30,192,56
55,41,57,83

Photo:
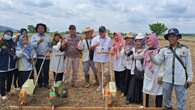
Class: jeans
83,60,98,83
163,82,187,110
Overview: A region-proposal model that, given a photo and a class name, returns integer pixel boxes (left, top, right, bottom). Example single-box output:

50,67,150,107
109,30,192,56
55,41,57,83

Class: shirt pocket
164,51,173,60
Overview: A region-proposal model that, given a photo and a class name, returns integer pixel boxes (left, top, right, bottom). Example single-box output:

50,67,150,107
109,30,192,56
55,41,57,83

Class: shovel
108,54,117,96
21,55,47,96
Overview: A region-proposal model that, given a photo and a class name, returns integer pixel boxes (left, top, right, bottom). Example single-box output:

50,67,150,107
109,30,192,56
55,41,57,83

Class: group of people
0,23,193,110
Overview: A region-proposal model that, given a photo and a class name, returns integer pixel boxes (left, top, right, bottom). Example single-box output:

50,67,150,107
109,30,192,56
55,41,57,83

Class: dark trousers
53,72,63,82
145,94,163,107
0,71,15,96
0,72,7,96
124,69,131,96
13,69,19,88
114,70,126,93
35,59,50,87
6,70,14,92
18,71,31,88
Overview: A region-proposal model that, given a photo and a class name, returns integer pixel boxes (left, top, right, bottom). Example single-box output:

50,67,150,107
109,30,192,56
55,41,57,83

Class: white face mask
4,34,12,40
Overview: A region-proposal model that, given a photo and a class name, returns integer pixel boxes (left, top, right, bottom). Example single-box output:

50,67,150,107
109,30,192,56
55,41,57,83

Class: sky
0,0,195,33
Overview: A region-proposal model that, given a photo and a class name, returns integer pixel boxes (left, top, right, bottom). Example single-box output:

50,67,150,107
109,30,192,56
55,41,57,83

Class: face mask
3,34,12,40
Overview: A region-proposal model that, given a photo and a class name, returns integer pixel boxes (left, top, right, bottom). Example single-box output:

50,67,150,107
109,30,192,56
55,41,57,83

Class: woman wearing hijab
13,28,29,90
16,34,36,88
143,33,163,107
126,33,146,104
111,32,126,95
124,32,134,96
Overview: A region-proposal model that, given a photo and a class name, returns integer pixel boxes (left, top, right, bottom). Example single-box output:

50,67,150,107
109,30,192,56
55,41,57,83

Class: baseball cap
99,26,106,33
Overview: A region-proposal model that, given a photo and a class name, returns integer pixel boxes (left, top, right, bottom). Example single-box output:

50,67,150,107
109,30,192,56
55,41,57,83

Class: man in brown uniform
61,25,80,87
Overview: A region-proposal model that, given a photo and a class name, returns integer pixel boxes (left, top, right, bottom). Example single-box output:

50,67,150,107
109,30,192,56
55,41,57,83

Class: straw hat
83,26,94,33
124,32,134,39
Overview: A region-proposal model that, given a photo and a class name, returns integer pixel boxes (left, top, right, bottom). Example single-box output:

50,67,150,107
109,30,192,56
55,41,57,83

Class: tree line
27,22,168,36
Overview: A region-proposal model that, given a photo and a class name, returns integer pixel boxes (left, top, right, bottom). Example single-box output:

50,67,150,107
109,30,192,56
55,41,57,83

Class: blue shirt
16,44,36,71
31,33,51,59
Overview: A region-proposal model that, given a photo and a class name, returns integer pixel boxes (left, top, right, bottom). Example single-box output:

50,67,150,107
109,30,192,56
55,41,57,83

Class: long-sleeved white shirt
112,48,126,71
124,46,134,70
131,47,145,75
50,41,65,73
151,44,193,85
77,39,92,62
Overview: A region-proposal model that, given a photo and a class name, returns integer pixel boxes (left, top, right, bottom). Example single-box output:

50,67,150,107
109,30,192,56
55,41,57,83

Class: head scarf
17,36,33,56
124,36,134,56
111,32,124,59
144,33,160,71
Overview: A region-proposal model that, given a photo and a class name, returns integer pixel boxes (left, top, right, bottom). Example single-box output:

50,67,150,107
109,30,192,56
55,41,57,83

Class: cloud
22,0,53,8
0,0,194,33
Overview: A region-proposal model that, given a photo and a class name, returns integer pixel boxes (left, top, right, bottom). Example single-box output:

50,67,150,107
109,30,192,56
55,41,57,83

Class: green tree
65,31,69,34
27,25,35,33
107,29,113,37
149,22,168,36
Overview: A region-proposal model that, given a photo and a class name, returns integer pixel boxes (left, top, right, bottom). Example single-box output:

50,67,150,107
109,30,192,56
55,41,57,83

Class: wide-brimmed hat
135,33,145,40
124,32,134,39
83,26,94,33
164,28,182,40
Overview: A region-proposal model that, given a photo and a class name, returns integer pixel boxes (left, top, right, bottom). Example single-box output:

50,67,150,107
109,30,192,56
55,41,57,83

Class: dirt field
0,38,195,110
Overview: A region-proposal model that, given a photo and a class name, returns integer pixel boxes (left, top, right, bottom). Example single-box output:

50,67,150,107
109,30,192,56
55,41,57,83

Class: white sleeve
158,65,164,77
185,49,193,82
32,49,37,59
31,35,38,48
53,41,61,50
121,49,126,67
150,48,165,65
16,47,23,58
91,37,97,46
77,40,84,50
108,38,112,50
